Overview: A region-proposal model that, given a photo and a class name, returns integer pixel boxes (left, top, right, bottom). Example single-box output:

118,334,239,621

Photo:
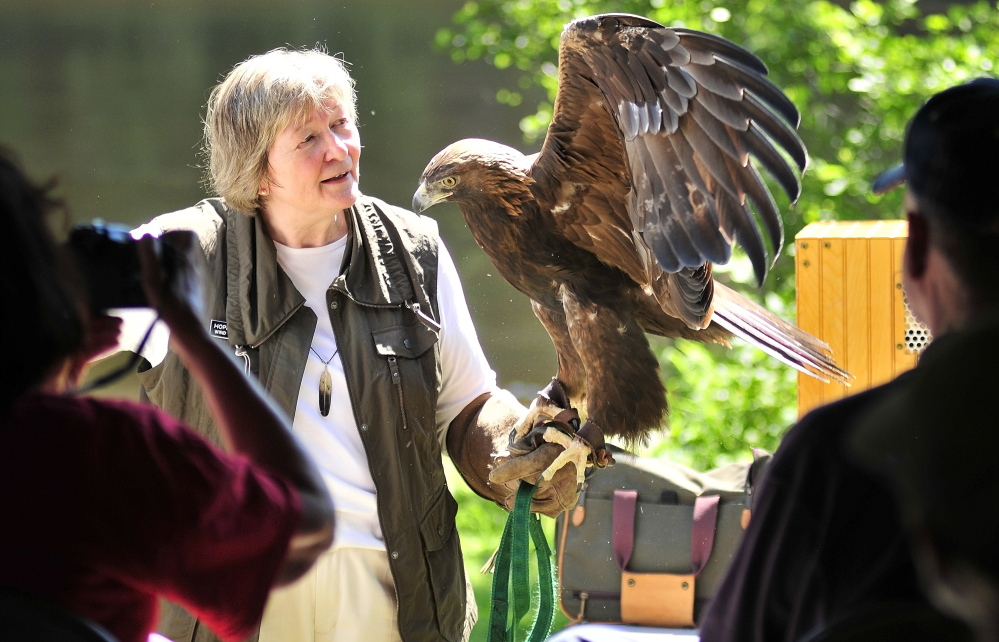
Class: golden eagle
414,13,848,482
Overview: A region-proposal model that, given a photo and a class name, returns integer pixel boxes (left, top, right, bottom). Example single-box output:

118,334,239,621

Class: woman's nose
322,130,349,161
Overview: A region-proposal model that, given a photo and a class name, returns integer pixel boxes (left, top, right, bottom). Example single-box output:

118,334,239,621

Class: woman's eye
302,134,314,144
332,118,347,128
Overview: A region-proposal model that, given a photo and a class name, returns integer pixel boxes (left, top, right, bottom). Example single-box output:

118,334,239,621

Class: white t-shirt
123,227,496,550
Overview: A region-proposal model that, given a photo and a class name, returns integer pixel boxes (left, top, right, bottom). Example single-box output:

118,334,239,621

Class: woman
134,48,579,642
0,146,335,642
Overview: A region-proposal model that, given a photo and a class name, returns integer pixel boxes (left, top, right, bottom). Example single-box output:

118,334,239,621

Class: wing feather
670,267,714,326
632,140,699,268
624,50,659,107
671,28,769,74
665,66,697,98
659,86,685,131
744,121,802,200
735,160,785,261
681,62,745,101
744,92,807,170
695,88,750,132
530,13,805,329
687,98,743,164
678,115,743,201
718,188,768,284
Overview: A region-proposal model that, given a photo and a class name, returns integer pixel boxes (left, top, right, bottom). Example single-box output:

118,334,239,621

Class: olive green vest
140,196,469,642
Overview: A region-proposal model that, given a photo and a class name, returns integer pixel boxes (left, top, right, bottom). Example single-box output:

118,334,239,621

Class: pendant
319,367,332,417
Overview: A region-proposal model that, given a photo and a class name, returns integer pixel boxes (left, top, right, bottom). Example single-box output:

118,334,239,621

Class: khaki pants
258,547,402,642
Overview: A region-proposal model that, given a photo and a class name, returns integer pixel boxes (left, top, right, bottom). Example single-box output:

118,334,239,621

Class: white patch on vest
209,319,228,339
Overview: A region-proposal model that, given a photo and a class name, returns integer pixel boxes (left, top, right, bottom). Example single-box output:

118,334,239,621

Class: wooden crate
795,220,931,417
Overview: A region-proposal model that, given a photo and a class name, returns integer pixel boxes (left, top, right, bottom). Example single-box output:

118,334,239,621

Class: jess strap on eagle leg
612,489,720,627
509,378,616,470
543,379,615,468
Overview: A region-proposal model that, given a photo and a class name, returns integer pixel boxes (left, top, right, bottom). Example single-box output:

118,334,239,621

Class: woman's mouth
322,172,348,183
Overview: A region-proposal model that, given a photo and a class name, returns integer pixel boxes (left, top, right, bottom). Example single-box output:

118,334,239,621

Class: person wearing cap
849,78,999,642
698,78,999,642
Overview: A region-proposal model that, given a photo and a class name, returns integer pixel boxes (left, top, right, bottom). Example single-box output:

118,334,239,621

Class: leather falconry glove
447,385,582,518
489,379,590,517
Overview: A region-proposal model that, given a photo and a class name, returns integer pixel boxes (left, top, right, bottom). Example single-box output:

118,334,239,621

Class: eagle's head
413,138,534,214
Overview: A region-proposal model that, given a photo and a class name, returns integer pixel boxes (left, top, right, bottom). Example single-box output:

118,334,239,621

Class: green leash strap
527,507,555,642
488,481,556,642
488,487,520,642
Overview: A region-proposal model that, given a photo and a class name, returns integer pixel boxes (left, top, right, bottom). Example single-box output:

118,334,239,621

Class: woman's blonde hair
204,47,357,214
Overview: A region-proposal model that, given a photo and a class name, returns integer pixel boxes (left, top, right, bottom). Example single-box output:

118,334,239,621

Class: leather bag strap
691,495,720,575
612,489,638,570
611,489,720,576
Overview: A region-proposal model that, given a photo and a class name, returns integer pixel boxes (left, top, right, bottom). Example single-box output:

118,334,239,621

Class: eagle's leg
557,284,668,444
532,284,668,486
508,302,587,449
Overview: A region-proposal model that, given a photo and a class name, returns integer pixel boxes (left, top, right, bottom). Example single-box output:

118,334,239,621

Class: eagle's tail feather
711,282,852,384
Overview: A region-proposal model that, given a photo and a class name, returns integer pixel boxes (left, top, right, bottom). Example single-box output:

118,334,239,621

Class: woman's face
260,99,361,223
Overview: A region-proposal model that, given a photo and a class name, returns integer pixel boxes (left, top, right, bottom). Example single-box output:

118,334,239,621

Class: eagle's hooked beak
412,181,449,213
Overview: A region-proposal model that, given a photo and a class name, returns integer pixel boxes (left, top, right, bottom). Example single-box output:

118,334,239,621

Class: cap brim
872,164,907,195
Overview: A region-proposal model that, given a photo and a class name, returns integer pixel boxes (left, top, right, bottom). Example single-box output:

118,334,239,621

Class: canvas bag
555,447,770,627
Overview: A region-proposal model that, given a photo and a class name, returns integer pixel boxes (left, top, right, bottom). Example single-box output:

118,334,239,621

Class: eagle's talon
537,427,592,489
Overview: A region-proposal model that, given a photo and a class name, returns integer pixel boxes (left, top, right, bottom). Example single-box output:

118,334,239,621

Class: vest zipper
386,356,409,430
233,345,251,376
229,301,306,378
405,299,441,333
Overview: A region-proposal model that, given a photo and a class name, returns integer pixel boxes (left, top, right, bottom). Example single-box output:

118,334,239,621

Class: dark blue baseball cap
872,77,999,229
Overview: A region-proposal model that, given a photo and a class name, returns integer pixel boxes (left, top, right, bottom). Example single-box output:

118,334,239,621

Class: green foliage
437,0,999,467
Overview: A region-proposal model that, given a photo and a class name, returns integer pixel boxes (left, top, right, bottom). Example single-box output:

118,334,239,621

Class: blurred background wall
0,0,557,397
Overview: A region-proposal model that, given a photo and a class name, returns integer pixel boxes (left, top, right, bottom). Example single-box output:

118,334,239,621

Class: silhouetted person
850,78,999,642
699,78,999,642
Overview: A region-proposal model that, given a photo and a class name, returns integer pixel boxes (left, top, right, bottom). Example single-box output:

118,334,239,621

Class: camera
67,222,179,312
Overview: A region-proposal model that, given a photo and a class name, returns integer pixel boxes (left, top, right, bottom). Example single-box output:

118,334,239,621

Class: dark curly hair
0,146,84,409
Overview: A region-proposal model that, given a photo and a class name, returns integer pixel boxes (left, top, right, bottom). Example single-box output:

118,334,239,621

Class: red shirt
0,393,301,642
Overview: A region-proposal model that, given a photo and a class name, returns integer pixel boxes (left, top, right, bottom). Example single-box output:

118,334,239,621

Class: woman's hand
79,314,123,362
136,232,205,342
66,314,123,387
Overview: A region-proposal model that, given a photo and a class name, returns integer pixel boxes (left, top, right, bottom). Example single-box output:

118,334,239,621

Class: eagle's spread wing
529,13,806,327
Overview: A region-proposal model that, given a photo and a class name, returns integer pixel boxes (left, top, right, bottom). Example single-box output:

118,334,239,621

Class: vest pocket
420,486,465,641
372,320,440,437
372,321,438,359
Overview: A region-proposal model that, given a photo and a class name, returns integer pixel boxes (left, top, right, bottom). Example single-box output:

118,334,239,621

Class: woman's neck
261,208,350,248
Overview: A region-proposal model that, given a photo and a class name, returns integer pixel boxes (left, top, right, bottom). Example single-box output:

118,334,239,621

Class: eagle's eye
440,176,459,188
